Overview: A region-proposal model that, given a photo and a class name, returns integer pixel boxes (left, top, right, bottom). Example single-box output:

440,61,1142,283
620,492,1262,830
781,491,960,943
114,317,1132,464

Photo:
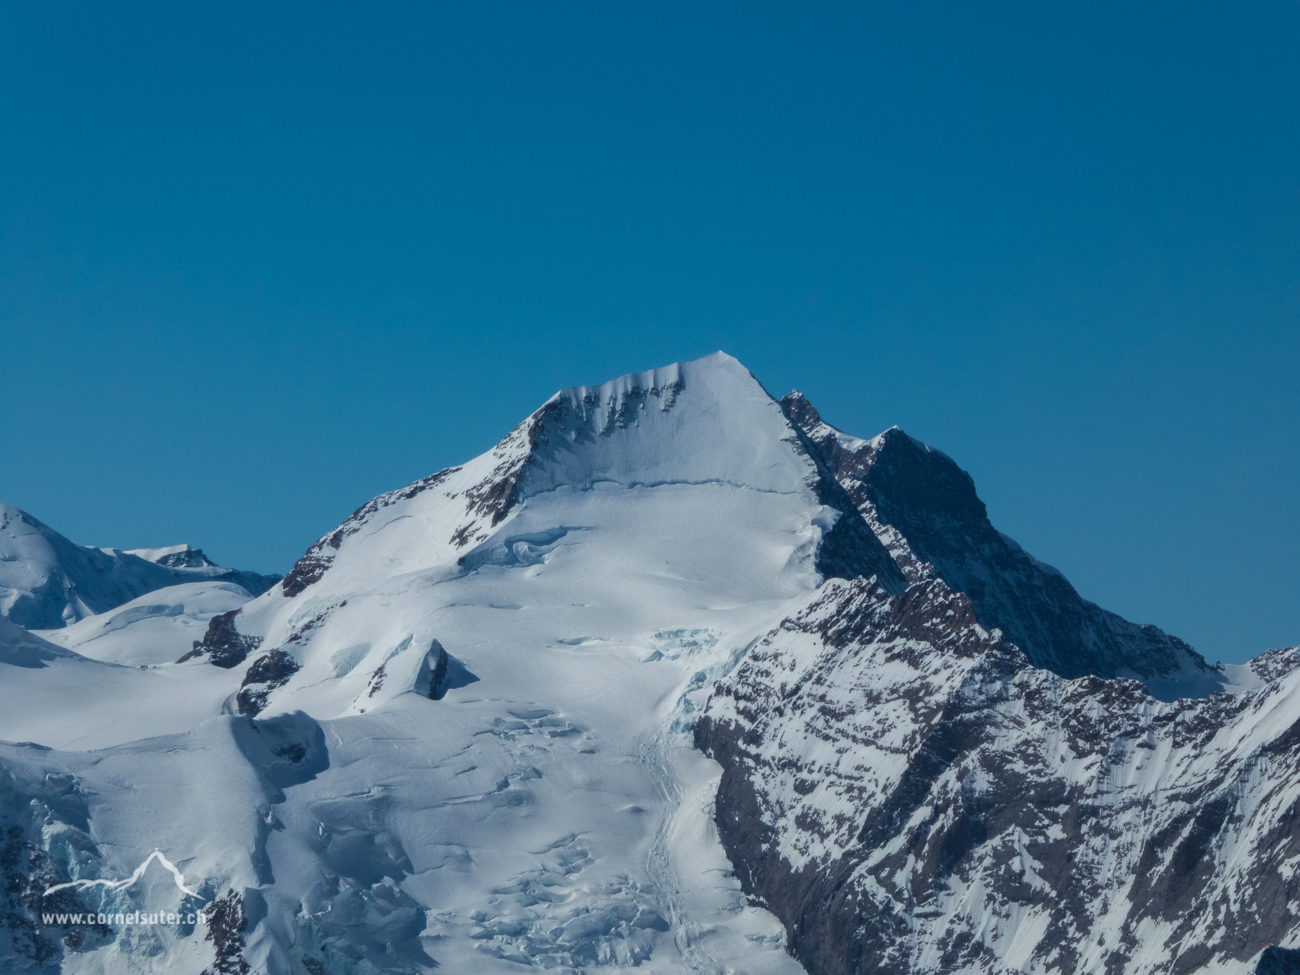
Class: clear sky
1,2,1296,664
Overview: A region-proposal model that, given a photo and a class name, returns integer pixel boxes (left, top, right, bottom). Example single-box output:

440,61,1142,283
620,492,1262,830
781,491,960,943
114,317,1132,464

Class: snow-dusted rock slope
0,352,1294,975
697,582,1300,975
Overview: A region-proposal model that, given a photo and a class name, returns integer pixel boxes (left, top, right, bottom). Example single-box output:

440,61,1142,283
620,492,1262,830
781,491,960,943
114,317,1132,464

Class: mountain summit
0,353,1293,975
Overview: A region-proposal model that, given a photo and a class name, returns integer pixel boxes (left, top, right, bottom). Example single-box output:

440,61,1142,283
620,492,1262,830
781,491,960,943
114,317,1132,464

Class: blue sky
1,1,1296,664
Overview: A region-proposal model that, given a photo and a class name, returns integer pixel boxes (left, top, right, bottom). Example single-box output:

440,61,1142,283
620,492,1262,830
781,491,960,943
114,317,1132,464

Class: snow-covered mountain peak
519,351,815,497
275,352,905,607
125,544,216,568
0,503,279,629
868,423,947,453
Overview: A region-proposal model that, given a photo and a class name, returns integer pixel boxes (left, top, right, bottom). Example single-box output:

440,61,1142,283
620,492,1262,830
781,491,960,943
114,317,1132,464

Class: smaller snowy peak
865,423,948,454
126,544,217,569
0,503,279,628
119,543,277,597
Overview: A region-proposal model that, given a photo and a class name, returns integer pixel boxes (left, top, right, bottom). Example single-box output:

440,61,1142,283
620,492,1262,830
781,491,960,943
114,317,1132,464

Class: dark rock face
697,568,1300,975
178,610,262,667
200,888,250,975
777,418,909,592
780,392,1214,687
280,533,340,599
235,649,301,716
696,388,1297,975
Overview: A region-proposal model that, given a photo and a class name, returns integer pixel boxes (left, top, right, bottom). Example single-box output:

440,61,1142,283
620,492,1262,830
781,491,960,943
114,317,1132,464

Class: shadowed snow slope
0,352,1292,975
